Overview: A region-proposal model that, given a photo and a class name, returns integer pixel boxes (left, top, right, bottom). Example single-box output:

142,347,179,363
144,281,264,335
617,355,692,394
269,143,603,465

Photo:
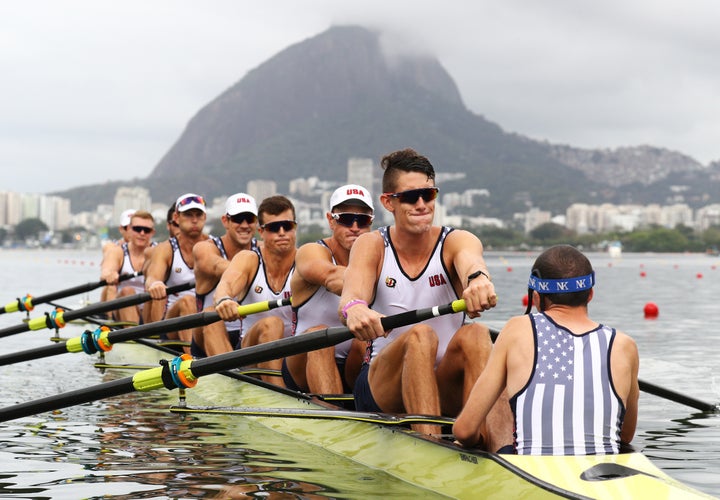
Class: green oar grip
132,366,166,392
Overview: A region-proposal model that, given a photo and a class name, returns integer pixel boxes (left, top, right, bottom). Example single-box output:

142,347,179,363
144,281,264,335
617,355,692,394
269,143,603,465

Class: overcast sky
3,0,720,194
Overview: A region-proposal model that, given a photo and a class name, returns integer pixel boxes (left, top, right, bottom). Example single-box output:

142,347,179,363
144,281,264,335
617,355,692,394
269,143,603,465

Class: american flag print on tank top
510,312,626,455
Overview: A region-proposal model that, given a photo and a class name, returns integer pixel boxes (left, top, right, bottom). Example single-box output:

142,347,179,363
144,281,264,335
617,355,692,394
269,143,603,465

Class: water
0,248,719,498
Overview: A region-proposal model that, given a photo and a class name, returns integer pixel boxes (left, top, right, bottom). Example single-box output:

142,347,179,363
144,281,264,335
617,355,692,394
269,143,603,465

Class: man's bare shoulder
193,238,220,258
296,240,331,262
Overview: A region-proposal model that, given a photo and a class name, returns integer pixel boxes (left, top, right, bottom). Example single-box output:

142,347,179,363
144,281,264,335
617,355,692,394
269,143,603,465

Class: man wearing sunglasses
191,193,259,357
99,208,137,311
215,195,296,386
144,193,210,353
339,148,513,451
283,184,374,394
99,210,156,324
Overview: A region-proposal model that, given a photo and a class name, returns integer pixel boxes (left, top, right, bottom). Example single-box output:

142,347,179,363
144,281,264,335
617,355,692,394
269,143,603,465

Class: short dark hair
166,205,175,224
531,245,594,307
258,195,296,225
380,148,436,193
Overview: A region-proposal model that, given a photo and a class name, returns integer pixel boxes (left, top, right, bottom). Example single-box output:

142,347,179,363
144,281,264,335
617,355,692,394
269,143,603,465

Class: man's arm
294,242,342,296
612,331,640,444
453,317,516,447
99,244,123,285
338,232,385,341
213,250,258,321
445,229,497,318
143,241,172,299
192,240,228,295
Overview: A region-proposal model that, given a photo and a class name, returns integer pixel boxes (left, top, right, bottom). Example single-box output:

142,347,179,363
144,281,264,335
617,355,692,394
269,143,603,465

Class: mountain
57,25,720,219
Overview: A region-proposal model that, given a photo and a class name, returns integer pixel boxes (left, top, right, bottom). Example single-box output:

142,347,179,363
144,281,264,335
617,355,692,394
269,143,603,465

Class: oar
0,298,292,366
488,328,717,412
169,405,455,426
0,272,142,315
0,281,194,340
0,300,466,423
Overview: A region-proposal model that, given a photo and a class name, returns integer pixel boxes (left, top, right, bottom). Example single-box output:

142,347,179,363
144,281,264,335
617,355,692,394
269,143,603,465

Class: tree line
4,218,720,254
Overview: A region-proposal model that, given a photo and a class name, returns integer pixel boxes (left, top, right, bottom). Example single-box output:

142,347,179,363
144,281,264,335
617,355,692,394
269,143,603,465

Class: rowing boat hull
104,342,714,499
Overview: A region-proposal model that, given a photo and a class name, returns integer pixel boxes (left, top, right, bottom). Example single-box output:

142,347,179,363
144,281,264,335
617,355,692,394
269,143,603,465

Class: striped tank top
511,312,625,455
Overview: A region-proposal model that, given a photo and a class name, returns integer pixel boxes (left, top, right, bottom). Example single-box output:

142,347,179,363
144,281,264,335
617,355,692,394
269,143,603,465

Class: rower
214,195,296,387
99,210,156,324
339,148,513,448
283,184,375,395
191,193,259,357
143,193,210,353
454,245,640,454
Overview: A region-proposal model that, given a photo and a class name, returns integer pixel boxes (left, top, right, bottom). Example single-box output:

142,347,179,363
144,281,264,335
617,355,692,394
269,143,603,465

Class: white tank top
166,237,196,308
117,242,144,295
291,240,352,360
369,226,462,366
238,251,293,339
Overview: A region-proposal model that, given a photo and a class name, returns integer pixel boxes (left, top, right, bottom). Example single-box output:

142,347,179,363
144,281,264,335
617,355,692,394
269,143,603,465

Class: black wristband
467,269,491,284
214,296,234,307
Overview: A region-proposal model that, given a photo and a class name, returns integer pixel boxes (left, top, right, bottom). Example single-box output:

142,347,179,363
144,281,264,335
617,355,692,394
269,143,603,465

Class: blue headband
528,272,595,294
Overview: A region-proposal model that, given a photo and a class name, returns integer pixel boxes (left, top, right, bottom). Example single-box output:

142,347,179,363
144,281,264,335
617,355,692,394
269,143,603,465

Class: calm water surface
0,248,718,498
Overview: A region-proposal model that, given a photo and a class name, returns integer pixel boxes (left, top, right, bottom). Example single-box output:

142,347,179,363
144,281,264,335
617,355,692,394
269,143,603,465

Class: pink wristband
342,299,368,319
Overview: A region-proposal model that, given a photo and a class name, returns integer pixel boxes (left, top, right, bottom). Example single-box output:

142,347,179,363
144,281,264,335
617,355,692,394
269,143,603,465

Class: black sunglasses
385,187,439,204
228,212,258,225
131,225,154,234
169,221,179,228
260,220,297,233
332,212,374,228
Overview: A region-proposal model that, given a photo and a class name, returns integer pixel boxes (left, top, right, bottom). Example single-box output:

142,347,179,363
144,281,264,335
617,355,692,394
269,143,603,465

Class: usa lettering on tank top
511,312,625,455
291,240,352,360
238,251,293,339
369,226,463,366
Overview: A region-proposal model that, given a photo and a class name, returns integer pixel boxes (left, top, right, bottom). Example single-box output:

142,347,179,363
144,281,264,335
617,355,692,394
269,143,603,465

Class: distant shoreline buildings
3,157,720,240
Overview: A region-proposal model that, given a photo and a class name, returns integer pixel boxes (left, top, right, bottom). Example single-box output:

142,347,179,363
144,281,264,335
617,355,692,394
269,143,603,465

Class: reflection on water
0,249,719,498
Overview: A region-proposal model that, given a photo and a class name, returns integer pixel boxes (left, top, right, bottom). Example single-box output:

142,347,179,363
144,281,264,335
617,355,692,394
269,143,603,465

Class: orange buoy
640,271,647,277
506,267,513,272
643,302,659,318
522,295,529,307
697,273,703,279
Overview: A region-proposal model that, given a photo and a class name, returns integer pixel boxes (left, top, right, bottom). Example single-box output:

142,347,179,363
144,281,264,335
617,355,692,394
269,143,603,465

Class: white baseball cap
330,184,374,211
225,193,258,216
175,193,207,213
119,209,136,227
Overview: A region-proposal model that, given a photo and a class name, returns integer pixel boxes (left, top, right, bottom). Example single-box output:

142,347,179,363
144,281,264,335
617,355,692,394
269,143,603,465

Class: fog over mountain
59,25,720,218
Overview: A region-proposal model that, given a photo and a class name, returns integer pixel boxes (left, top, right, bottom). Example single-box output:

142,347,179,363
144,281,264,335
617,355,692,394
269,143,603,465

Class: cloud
2,0,719,194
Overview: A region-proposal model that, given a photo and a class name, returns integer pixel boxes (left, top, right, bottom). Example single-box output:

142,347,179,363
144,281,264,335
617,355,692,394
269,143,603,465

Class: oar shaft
0,300,464,423
0,272,141,314
191,300,466,378
639,380,716,412
0,298,292,367
0,281,194,339
0,378,135,423
31,272,141,307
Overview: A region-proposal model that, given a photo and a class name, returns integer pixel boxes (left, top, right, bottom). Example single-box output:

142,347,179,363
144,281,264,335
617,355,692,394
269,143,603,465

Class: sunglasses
260,220,297,233
131,225,154,234
385,187,439,204
177,195,206,208
169,221,179,228
332,212,374,228
228,212,258,225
